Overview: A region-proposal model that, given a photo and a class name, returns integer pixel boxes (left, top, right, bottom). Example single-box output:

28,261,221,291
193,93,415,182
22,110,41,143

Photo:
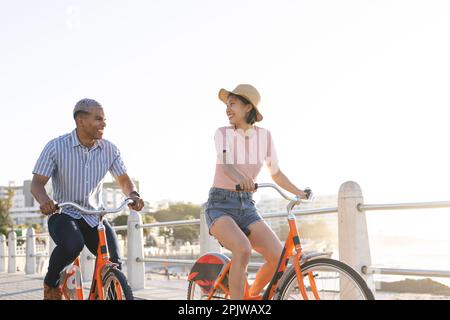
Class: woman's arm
271,169,307,199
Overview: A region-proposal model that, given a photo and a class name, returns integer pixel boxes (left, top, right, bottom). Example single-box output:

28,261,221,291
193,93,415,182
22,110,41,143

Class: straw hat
218,84,263,122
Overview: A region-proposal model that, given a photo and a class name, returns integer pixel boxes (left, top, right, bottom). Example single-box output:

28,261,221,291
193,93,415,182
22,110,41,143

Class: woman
205,84,308,299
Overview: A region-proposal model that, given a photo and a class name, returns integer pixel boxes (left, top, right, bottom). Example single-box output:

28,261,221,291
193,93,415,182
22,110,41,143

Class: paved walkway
0,272,187,300
5,271,450,300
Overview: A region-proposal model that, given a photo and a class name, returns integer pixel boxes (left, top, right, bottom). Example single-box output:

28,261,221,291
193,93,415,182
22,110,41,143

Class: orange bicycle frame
60,218,121,300
206,214,321,300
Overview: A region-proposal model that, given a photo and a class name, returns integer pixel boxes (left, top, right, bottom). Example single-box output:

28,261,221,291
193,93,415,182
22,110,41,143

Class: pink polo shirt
212,126,280,190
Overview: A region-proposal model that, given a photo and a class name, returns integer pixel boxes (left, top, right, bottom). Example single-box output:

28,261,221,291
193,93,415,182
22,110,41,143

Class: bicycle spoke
280,260,371,300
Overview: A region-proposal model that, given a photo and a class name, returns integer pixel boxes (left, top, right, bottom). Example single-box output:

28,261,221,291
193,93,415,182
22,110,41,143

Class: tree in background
0,188,13,237
152,203,201,245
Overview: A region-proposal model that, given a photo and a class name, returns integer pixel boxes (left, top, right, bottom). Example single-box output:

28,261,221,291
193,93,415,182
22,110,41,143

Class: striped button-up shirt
32,129,127,227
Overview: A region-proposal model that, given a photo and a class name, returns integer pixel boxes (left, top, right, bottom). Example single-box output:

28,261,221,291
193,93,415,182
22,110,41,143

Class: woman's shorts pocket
208,193,228,204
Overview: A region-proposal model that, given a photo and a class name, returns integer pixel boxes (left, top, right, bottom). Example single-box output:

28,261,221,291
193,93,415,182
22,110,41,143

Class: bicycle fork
89,219,110,300
289,219,320,300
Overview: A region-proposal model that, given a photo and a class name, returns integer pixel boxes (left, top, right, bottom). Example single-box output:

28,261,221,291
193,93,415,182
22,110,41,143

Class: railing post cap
338,181,362,198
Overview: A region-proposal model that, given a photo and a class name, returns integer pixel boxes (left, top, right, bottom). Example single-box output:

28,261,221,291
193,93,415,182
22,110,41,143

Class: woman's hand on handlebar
295,188,312,200
236,177,257,192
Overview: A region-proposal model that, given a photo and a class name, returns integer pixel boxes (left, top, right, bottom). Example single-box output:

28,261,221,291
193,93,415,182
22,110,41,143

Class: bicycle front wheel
101,268,134,300
277,258,375,300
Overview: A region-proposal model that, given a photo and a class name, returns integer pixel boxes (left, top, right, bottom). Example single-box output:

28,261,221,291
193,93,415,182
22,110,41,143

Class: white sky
1,0,450,205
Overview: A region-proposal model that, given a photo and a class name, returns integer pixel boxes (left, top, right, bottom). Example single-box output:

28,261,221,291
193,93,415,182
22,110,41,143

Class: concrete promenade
0,272,187,300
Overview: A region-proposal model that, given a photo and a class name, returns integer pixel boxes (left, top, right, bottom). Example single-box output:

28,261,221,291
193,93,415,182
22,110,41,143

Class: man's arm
115,173,145,211
31,174,57,215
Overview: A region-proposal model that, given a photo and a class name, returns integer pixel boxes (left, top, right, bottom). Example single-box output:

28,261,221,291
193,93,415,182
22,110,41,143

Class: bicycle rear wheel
187,252,231,300
277,258,375,300
187,280,229,300
101,267,134,300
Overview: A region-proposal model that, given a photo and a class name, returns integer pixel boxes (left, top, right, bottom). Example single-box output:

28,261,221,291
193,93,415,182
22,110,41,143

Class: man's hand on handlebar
39,199,58,216
128,193,145,211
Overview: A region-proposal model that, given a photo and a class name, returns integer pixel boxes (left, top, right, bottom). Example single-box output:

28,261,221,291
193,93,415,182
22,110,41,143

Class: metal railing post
25,227,36,274
0,234,6,272
127,210,145,290
8,231,17,273
199,204,221,255
338,181,375,295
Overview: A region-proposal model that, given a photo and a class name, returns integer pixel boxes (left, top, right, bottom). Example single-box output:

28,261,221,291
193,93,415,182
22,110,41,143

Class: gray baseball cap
73,98,102,118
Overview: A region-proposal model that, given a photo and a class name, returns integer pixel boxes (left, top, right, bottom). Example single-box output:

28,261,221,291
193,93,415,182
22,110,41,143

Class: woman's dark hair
228,93,257,125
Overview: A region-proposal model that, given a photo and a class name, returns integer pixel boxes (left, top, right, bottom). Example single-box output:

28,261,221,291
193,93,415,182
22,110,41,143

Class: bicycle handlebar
235,183,314,203
55,198,136,215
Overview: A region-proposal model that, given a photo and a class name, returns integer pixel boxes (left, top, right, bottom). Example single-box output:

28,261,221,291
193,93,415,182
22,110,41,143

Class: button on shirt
32,130,127,227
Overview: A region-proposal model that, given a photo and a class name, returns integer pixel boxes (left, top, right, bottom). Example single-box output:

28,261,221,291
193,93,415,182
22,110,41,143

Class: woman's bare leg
210,216,252,300
247,220,283,296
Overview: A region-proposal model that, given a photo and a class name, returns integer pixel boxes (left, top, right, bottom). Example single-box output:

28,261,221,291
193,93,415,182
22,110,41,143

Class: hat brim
218,88,263,122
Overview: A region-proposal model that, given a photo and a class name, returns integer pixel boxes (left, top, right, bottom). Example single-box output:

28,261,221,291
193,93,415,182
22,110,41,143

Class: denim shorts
205,187,263,236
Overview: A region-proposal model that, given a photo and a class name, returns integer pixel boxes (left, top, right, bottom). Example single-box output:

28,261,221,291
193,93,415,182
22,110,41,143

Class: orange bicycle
187,183,375,300
55,199,134,300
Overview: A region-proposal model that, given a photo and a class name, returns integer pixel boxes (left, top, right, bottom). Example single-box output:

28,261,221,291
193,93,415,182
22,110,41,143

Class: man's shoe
44,283,62,300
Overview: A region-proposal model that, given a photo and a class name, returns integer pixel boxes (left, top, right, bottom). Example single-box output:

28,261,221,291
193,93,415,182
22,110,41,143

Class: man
31,98,145,300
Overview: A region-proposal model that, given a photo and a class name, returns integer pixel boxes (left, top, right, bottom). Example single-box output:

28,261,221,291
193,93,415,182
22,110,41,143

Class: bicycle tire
187,252,231,300
187,279,229,300
100,267,134,300
276,258,375,300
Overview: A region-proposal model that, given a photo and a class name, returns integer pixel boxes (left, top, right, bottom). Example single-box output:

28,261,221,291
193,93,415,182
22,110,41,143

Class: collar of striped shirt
70,129,104,150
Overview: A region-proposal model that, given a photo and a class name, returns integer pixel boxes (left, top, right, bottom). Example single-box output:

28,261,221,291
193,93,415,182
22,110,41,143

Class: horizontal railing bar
112,226,128,231
137,258,196,264
31,254,49,258
262,207,338,219
134,208,338,230
359,201,450,212
139,219,200,229
137,257,264,269
363,266,450,278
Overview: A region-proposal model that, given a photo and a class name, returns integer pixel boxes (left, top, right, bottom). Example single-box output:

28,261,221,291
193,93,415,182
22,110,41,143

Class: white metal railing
357,198,450,280
359,201,450,212
362,266,450,278
2,181,450,297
